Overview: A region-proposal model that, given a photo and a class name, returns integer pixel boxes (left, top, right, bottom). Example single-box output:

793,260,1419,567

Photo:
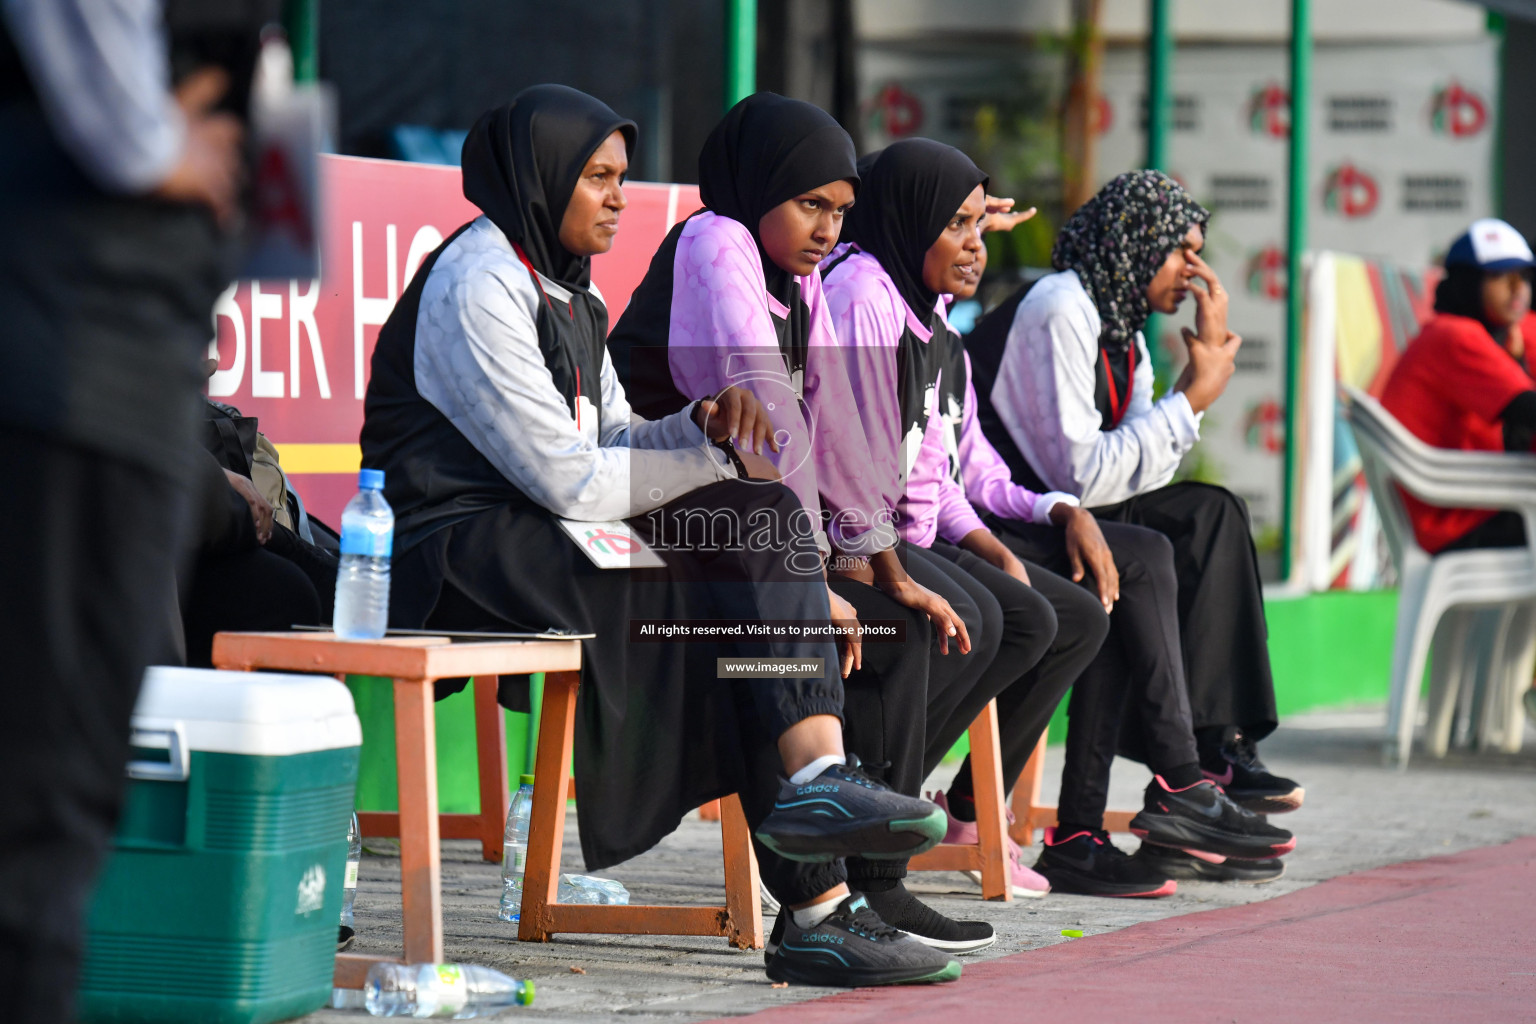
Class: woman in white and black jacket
968,170,1303,816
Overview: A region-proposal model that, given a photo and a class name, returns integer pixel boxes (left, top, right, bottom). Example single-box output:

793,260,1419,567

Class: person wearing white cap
1382,218,1536,553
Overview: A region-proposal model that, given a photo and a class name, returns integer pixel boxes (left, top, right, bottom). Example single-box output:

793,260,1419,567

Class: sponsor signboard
210,155,699,524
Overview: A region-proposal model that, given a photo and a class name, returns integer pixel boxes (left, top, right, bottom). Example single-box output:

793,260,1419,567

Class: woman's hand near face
1174,250,1242,414
982,194,1038,233
1184,250,1231,345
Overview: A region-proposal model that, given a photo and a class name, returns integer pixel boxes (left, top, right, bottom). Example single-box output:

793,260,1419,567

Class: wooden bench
211,631,764,993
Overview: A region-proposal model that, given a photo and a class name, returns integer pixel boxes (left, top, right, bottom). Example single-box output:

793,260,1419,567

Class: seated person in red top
1382,218,1536,553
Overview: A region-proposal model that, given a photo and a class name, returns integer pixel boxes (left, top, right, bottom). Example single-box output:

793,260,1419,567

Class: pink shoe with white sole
931,790,1050,898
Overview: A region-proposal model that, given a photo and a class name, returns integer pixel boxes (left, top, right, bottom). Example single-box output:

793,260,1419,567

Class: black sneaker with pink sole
1130,775,1296,862
1032,827,1177,898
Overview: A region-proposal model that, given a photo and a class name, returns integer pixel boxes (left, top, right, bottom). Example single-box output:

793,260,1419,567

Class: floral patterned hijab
1051,170,1210,355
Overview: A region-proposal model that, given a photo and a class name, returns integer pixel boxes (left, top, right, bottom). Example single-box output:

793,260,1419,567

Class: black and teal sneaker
764,895,962,987
1130,775,1296,861
755,757,946,863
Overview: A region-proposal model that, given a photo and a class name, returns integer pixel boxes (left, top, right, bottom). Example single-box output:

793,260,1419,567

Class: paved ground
740,837,1536,1024
302,706,1536,1021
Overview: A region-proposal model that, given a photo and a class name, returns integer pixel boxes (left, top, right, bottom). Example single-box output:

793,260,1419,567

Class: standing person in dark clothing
0,2,261,1020
361,85,963,988
967,170,1304,815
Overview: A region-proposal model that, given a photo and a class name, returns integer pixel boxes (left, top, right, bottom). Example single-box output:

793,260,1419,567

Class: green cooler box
79,667,362,1024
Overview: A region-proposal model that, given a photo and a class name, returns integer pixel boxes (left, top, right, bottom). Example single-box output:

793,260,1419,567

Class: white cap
1446,218,1536,273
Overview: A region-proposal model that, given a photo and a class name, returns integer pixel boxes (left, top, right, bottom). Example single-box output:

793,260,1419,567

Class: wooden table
211,630,582,988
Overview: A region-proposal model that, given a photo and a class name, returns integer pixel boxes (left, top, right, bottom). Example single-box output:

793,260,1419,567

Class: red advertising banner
209,154,700,524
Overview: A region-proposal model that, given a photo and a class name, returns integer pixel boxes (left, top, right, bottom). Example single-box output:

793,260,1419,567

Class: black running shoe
1133,843,1285,883
1131,775,1296,861
1032,826,1177,898
756,757,946,863
1201,727,1304,813
764,894,962,987
858,881,995,954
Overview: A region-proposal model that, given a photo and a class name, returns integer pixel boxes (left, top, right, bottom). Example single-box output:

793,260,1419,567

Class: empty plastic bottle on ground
364,962,533,1018
341,811,361,933
335,469,394,639
497,775,535,923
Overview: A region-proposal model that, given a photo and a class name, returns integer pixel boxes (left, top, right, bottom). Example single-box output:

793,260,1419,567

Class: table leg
718,794,764,949
394,677,445,963
518,670,580,942
472,675,511,863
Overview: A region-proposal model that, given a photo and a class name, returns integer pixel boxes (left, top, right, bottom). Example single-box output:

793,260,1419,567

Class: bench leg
394,678,445,963
719,794,764,949
519,669,580,942
970,701,1012,901
1010,733,1050,847
472,675,511,863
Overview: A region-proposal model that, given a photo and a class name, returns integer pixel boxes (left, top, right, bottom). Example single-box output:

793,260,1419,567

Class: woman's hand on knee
1056,506,1119,612
827,585,862,677
876,578,971,656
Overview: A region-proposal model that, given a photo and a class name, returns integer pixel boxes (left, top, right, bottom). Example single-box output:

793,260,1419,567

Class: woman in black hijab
824,137,1115,910
359,86,959,987
610,97,1025,958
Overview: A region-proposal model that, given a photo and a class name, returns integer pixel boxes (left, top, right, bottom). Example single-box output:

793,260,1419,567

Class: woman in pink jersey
609,94,1003,961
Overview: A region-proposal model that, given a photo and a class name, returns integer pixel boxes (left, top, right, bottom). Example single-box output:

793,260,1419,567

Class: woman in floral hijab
1051,169,1211,357
966,168,1304,886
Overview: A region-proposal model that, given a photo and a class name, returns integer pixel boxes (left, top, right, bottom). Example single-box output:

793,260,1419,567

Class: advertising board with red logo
209,155,700,524
1094,38,1497,563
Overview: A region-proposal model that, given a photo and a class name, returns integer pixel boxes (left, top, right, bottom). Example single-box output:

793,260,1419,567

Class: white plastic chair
1342,386,1536,766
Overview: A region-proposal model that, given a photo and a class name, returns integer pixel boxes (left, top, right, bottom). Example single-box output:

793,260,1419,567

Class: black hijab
461,84,637,289
842,138,988,323
697,92,860,303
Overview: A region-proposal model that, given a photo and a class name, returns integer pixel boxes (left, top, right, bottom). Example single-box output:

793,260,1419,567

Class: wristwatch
712,437,749,479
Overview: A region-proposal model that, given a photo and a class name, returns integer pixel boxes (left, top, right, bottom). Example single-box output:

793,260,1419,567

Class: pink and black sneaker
1130,775,1296,862
1031,826,1176,898
932,791,1049,898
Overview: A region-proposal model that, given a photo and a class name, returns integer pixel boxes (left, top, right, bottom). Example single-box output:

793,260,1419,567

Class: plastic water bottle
497,776,535,923
557,874,630,905
341,811,361,933
335,469,394,639
364,962,533,1018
